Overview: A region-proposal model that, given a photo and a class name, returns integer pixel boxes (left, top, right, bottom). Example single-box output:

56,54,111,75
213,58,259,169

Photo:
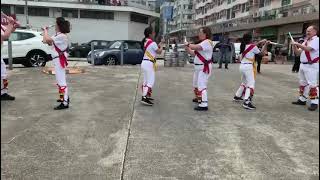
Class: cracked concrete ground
1,62,319,180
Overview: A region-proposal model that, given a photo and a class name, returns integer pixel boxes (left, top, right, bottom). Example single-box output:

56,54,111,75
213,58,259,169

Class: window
9,32,35,41
101,41,109,46
109,41,122,49
62,9,78,18
228,0,231,4
246,3,250,11
259,0,265,8
282,0,291,6
80,10,114,20
127,42,141,49
227,9,231,19
1,5,10,15
15,6,25,15
91,41,99,46
231,11,235,18
242,4,245,13
28,7,49,17
265,0,271,6
130,13,149,24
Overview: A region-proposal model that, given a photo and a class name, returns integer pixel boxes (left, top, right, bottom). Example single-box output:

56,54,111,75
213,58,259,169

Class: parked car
1,29,52,67
69,40,111,58
87,40,144,65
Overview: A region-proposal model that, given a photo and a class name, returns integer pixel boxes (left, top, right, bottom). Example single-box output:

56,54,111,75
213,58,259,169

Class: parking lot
1,62,319,179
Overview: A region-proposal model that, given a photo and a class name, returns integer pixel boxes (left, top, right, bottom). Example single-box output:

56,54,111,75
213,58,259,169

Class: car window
20,32,35,40
92,41,99,46
101,41,109,46
127,42,141,49
109,41,122,49
9,32,35,41
123,43,129,49
8,32,19,41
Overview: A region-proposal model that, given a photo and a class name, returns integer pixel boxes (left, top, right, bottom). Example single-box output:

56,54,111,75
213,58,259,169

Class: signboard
162,6,173,21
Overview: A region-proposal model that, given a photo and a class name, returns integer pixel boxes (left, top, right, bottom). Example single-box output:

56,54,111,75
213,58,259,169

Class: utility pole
25,0,30,28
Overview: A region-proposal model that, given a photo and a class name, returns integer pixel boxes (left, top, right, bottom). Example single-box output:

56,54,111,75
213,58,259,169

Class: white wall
16,12,146,44
127,22,149,41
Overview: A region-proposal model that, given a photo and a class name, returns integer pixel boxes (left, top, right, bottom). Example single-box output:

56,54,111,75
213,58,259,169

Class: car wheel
105,56,117,66
75,51,82,58
25,51,47,67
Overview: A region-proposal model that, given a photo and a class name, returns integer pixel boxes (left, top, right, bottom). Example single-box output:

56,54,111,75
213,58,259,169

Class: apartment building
2,0,159,44
191,0,319,43
167,0,194,42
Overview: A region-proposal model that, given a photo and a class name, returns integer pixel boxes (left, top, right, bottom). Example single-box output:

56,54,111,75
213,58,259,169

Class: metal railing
188,3,318,36
24,0,156,11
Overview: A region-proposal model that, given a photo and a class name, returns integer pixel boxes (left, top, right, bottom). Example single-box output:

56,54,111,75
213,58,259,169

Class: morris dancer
233,33,269,110
42,17,71,110
140,27,165,106
291,25,319,111
185,27,213,111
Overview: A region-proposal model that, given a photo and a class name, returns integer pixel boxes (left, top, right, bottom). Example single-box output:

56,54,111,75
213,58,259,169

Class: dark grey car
87,40,144,65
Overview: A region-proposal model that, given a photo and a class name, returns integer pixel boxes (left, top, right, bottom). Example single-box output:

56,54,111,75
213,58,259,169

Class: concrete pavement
1,63,319,180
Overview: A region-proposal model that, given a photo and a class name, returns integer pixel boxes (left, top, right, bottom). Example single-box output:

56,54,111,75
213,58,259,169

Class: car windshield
108,41,122,49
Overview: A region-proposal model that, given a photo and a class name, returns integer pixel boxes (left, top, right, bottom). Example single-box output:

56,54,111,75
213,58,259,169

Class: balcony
12,0,156,11
188,2,319,36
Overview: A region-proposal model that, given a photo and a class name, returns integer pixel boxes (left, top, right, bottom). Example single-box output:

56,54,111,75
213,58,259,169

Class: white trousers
53,59,68,105
298,63,319,104
235,63,256,101
1,58,8,95
141,60,155,97
193,64,212,107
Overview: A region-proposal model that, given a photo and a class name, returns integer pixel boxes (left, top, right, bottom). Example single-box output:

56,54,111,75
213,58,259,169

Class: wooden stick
288,32,294,42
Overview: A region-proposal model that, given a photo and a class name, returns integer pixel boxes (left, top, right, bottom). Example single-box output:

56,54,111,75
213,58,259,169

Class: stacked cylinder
164,51,186,67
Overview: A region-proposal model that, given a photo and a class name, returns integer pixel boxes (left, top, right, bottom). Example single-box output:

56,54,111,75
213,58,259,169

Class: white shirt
300,36,319,63
51,32,68,59
143,38,158,60
193,39,213,64
241,44,260,63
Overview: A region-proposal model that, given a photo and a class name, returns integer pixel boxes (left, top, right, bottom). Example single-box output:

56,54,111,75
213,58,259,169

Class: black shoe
218,66,222,69
233,96,243,102
194,106,208,111
225,67,228,69
1,93,15,101
292,99,306,105
54,103,69,110
147,97,154,101
308,104,318,111
243,101,256,110
57,97,70,103
141,96,153,106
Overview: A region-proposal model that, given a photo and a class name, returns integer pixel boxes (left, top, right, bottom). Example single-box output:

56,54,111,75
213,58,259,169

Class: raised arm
42,27,53,46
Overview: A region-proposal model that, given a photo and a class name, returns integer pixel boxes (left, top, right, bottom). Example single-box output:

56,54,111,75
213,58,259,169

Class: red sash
304,39,319,64
242,44,256,60
144,39,153,50
53,43,68,68
194,51,212,74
